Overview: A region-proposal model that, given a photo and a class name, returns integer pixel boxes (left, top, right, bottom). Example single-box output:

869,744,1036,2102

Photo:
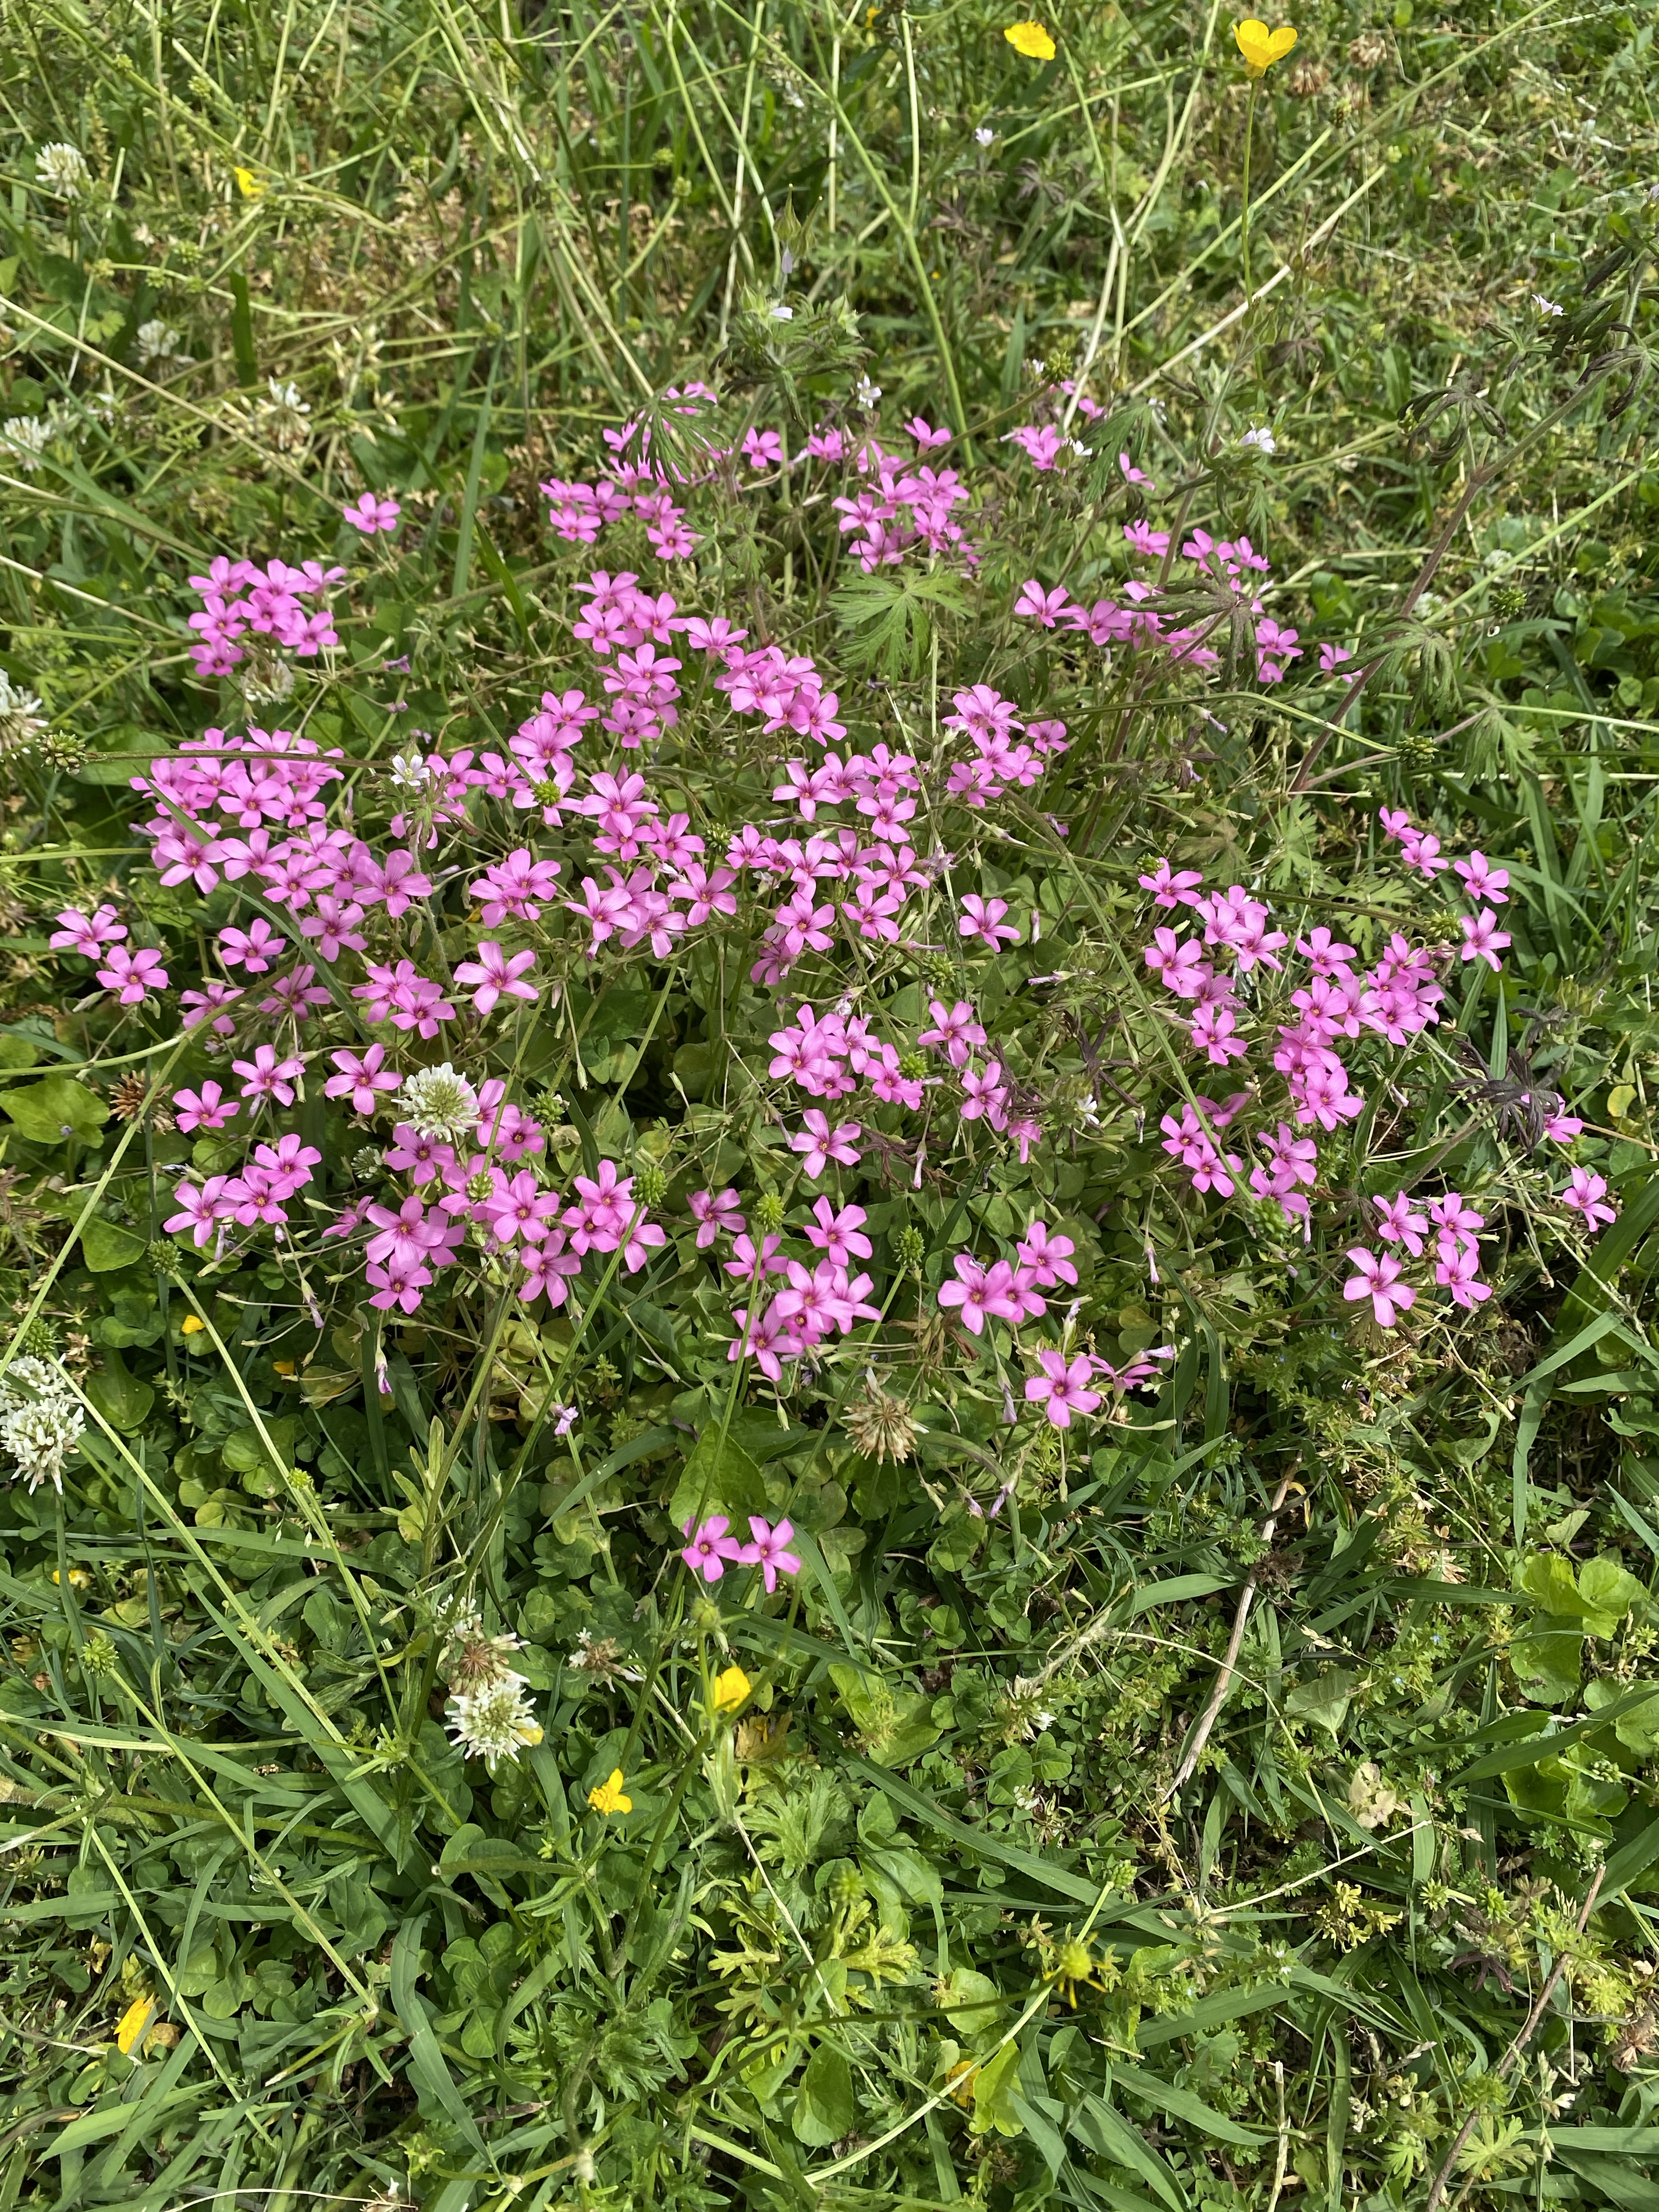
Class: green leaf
830,566,968,678
1587,1677,1659,1754
970,2039,1024,2139
669,1427,768,1532
0,1075,108,1143
81,1348,154,1434
1284,1668,1356,1734
1579,1554,1646,1631
1509,1627,1584,1705
78,1215,147,1273
793,2042,854,2147
1519,1552,1585,1617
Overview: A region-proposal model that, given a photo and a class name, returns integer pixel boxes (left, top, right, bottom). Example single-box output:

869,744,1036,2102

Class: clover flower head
397,1064,480,1144
445,1673,542,1770
0,1358,84,1493
35,142,90,198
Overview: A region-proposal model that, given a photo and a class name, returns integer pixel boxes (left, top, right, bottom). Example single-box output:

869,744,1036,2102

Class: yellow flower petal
1004,20,1056,59
233,166,264,199
1234,18,1296,72
587,1768,633,1816
115,1997,155,2055
712,1664,752,1715
180,1314,206,1335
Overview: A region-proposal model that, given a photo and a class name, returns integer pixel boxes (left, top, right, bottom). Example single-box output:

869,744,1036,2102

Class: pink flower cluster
182,557,344,677
680,1512,801,1591
1343,1189,1493,1327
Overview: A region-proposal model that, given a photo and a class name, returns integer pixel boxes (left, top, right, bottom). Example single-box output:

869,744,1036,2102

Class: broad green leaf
79,1215,146,1272
1519,1552,1585,1617
0,1075,108,1143
81,1348,154,1434
1284,1668,1356,1735
1587,1677,1659,1754
1579,1554,1647,1631
970,2039,1024,2139
669,1428,768,1534
792,2042,854,2147
1509,1627,1583,1705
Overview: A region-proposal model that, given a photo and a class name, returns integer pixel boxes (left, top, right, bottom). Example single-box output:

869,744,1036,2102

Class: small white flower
1070,438,1093,457
1029,356,1047,376
854,374,882,410
769,303,794,321
257,376,312,451
397,1063,479,1144
1240,424,1277,455
975,126,996,145
0,417,51,471
0,1357,84,1492
445,1674,542,1772
388,750,434,790
35,143,90,198
1533,293,1564,317
0,673,48,753
135,319,190,370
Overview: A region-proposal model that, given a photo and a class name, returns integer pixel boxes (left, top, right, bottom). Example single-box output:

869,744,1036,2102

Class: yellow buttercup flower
115,1997,155,2055
712,1664,752,1715
588,1768,632,1816
1234,19,1297,74
180,1314,206,1335
1004,20,1056,59
233,166,264,199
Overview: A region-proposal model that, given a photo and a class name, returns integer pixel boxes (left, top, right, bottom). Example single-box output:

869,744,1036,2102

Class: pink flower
681,1514,744,1584
1454,851,1509,905
1024,1349,1102,1429
741,428,784,470
343,492,402,534
790,1111,862,1178
172,1080,239,1133
1139,859,1204,909
1542,1109,1583,1143
1342,1248,1415,1328
324,1043,402,1115
50,905,126,959
959,894,1019,948
1435,1240,1490,1308
233,1044,306,1109
1373,1191,1429,1257
1560,1168,1618,1233
97,946,168,1004
1459,908,1511,971
1013,579,1074,626
804,1197,872,1266
938,1255,1026,1335
739,1516,802,1592
454,941,539,1015
688,1189,745,1247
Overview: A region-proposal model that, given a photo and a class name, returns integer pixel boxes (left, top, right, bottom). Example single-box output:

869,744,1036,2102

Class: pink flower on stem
688,1189,745,1247
1013,579,1074,626
1435,1240,1491,1308
790,1111,862,1178
1373,1191,1430,1257
233,1044,306,1109
681,1514,744,1584
959,894,1020,948
454,941,539,1015
1454,851,1509,905
50,905,126,958
1024,1349,1102,1429
1560,1168,1618,1233
172,1080,239,1133
1542,1108,1583,1143
740,1516,802,1591
324,1043,402,1115
1342,1248,1415,1328
97,947,168,1004
1459,909,1511,971
1138,859,1204,908
343,492,402,534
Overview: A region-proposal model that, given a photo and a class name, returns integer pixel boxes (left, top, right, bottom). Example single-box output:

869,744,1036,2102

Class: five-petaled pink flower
1560,1167,1618,1233
790,1111,862,1179
1459,908,1511,971
739,1516,802,1592
97,947,168,1004
1342,1247,1415,1328
343,492,401,534
681,1514,744,1584
454,940,539,1015
1024,1350,1102,1429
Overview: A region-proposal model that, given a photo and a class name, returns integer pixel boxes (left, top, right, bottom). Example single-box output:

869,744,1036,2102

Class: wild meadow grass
3,2,1659,2208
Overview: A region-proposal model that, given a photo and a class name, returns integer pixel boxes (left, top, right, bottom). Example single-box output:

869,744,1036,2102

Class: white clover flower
445,1673,542,1771
1533,293,1564,317
0,1357,84,1492
257,376,312,452
854,374,882,410
397,1063,479,1144
0,417,51,471
0,674,48,753
1240,424,1277,455
35,143,90,198
136,319,190,370
975,126,996,145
